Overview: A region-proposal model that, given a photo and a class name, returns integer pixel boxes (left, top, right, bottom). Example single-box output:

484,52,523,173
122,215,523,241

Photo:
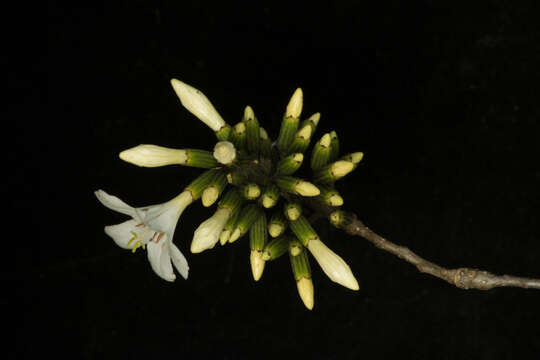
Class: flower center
127,223,166,252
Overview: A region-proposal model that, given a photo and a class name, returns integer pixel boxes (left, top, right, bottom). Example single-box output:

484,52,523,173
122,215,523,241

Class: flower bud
213,141,237,165
170,79,227,132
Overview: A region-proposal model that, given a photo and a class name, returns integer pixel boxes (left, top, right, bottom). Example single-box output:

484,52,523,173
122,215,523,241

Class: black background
30,0,540,359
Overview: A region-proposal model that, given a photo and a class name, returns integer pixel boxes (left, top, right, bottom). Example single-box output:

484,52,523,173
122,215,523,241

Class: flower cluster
96,79,364,309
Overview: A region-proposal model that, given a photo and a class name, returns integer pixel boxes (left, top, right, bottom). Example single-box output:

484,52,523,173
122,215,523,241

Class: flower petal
95,190,137,218
169,242,189,279
104,219,139,249
147,241,175,282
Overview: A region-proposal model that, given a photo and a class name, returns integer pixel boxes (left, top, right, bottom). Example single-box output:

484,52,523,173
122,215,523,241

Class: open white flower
307,239,359,290
95,189,193,281
190,207,230,253
170,78,226,132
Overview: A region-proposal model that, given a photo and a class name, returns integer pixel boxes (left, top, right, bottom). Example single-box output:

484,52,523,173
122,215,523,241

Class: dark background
29,0,540,358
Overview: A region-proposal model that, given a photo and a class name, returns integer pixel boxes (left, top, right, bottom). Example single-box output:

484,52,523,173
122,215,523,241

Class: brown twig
344,214,540,290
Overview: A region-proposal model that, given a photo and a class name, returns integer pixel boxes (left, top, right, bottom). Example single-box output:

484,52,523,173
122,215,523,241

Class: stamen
156,233,165,243
127,231,138,247
132,240,143,253
136,223,145,227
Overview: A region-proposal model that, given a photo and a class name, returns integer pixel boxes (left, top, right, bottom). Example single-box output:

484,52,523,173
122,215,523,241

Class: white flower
307,239,359,290
119,144,188,167
95,189,193,281
170,78,226,132
190,208,230,253
213,141,236,165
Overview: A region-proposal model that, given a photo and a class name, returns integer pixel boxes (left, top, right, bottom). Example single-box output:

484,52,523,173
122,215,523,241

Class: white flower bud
119,144,188,167
213,141,236,165
191,208,230,253
307,239,359,290
170,78,226,131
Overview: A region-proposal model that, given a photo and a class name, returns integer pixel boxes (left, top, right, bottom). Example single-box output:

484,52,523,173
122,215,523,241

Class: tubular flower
95,189,192,281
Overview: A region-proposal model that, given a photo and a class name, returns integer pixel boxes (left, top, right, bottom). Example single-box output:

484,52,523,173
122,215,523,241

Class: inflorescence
95,79,364,309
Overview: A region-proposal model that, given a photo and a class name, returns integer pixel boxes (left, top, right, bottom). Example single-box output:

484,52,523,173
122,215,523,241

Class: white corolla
95,189,193,281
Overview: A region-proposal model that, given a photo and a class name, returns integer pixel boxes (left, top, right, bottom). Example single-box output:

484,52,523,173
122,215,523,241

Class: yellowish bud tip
332,161,354,178
245,185,261,199
250,250,266,281
329,211,342,224
350,152,364,164
292,153,304,163
244,105,255,121
259,127,269,140
226,173,233,184
286,207,301,221
297,277,314,310
296,181,320,197
309,112,321,127
320,133,331,148
329,194,344,206
330,130,337,139
285,88,303,119
297,124,312,140
229,228,242,243
290,243,302,256
261,251,271,261
268,223,284,238
234,122,246,134
219,230,230,245
262,195,276,208
202,187,219,207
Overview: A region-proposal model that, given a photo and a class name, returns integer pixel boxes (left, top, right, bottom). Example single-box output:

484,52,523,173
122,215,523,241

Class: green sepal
220,208,240,244
276,116,299,154
317,185,344,207
259,127,273,159
185,169,221,200
284,201,302,221
207,170,228,194
260,184,280,208
230,121,247,151
218,188,243,214
312,160,354,184
185,149,218,168
276,153,304,176
231,204,263,241
275,176,320,197
289,240,311,281
310,133,331,171
268,211,287,238
288,215,319,246
262,235,289,261
215,125,232,141
329,209,355,229
287,124,312,154
249,212,268,251
244,111,260,155
329,130,340,161
226,169,245,186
